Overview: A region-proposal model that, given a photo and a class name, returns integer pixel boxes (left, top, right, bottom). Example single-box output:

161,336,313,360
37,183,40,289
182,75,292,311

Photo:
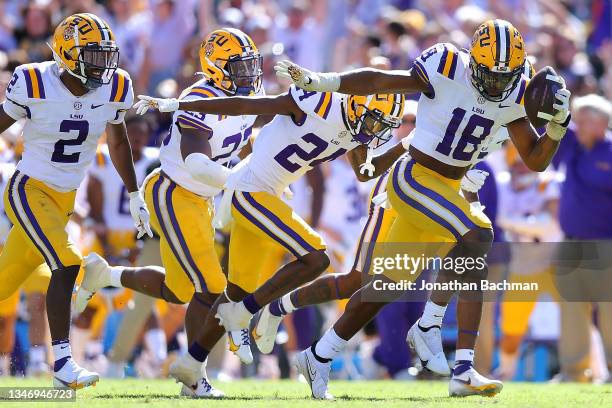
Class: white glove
133,95,180,115
274,60,340,92
129,191,153,239
545,84,571,141
461,169,489,193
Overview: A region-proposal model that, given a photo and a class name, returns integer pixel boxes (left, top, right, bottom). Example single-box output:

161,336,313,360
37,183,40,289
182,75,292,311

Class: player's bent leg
169,285,235,398
297,274,403,400
255,268,366,354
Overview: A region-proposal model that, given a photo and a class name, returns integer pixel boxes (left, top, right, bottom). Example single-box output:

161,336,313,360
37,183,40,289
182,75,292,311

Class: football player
0,14,152,389
76,28,264,397
274,19,570,398
133,70,408,394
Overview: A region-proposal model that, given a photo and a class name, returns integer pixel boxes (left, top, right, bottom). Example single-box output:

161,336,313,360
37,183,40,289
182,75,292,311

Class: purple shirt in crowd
553,125,612,239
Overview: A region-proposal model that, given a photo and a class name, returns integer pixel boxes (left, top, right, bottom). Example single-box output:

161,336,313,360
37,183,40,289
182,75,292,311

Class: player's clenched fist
133,95,179,115
274,60,341,92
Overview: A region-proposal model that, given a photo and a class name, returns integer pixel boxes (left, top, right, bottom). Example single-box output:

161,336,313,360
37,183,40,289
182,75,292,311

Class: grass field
0,378,610,408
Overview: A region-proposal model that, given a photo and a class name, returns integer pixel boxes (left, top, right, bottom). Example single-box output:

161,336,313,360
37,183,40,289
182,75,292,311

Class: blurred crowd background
0,0,611,385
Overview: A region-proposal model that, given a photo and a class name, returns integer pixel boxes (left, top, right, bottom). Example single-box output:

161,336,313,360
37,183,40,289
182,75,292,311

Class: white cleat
406,320,450,376
295,346,333,400
53,358,99,390
215,301,253,330
169,355,200,389
227,329,253,364
215,302,254,364
180,377,225,398
253,304,283,354
75,253,112,314
449,365,503,397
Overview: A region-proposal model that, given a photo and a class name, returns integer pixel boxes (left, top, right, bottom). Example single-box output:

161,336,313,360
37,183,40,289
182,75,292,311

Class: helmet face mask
470,59,522,102
77,42,119,89
224,53,263,95
347,98,402,149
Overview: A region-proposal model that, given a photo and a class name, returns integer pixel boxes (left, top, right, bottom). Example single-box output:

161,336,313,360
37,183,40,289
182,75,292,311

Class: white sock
281,293,297,314
455,349,474,364
314,328,347,360
52,341,72,362
109,266,124,287
29,345,46,365
420,301,447,328
144,328,167,362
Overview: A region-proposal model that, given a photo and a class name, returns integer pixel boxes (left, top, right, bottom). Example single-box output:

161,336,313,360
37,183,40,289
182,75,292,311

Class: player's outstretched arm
507,87,571,172
133,92,303,119
106,122,153,238
274,60,430,95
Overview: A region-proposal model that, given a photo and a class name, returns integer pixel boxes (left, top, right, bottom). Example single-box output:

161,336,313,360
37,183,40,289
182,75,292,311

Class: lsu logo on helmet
51,13,118,90
345,93,405,148
470,19,526,101
199,28,262,96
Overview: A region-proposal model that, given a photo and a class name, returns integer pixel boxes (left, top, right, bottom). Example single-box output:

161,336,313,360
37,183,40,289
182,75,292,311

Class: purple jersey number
435,108,494,162
51,120,89,163
275,133,345,173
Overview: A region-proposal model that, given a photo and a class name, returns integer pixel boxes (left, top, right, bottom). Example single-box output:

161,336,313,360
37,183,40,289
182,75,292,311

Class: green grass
0,378,610,408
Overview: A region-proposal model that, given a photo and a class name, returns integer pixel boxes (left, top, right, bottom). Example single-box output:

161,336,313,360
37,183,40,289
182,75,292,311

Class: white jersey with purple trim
410,42,529,167
159,79,260,197
2,61,134,192
227,85,360,196
88,146,159,231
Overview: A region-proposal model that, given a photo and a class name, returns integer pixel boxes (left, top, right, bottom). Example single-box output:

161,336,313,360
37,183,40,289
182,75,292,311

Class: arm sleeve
411,43,459,99
109,70,135,124
288,84,334,123
3,68,29,120
174,92,215,133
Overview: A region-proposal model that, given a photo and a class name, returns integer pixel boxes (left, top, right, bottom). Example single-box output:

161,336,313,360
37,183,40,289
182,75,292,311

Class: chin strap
359,147,375,177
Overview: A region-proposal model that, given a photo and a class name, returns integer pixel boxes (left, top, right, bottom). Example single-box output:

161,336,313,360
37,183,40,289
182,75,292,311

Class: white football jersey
3,61,134,192
88,146,158,231
227,85,361,195
159,79,259,197
410,43,528,167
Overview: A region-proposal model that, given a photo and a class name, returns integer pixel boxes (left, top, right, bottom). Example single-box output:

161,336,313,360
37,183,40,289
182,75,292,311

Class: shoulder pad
109,69,133,106
8,63,48,101
289,85,335,121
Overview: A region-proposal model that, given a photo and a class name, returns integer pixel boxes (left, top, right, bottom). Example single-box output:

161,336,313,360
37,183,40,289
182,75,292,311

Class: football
523,66,564,128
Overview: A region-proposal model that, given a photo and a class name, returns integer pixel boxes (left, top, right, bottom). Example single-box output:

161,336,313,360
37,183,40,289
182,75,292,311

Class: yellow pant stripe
154,177,203,292
396,160,470,237
234,192,312,257
8,172,61,270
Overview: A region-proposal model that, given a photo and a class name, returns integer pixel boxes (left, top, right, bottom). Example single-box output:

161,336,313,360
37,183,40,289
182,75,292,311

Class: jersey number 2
435,108,494,161
52,120,89,163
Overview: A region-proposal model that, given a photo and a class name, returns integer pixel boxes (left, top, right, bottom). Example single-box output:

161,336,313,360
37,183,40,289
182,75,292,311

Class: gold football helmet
345,93,405,148
470,19,526,101
50,13,118,90
199,28,262,95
